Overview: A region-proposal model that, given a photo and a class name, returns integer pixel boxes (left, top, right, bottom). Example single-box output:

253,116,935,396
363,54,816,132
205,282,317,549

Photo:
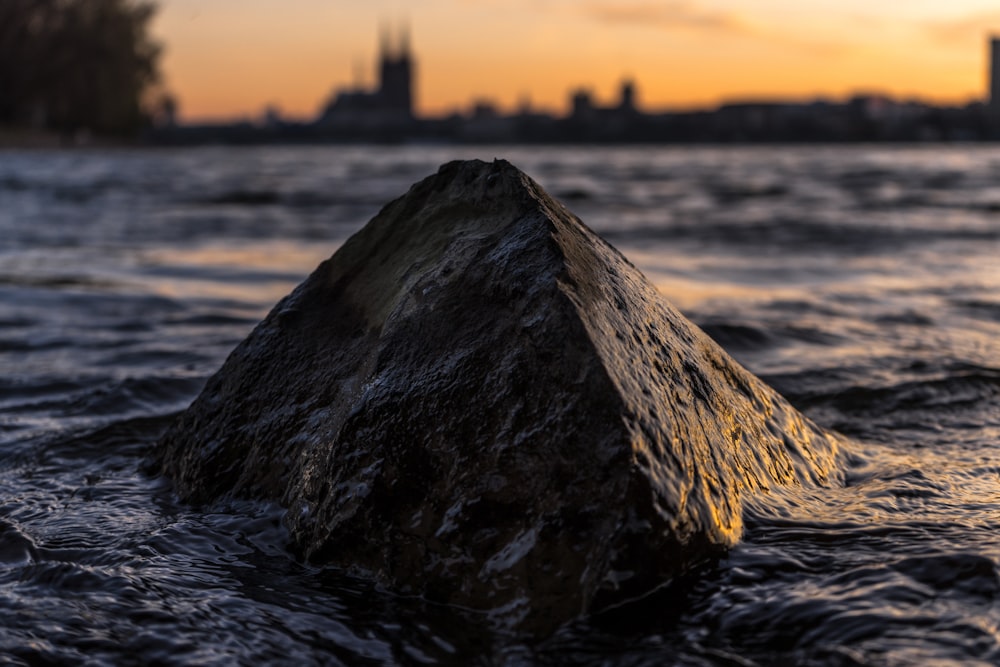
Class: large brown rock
155,159,842,632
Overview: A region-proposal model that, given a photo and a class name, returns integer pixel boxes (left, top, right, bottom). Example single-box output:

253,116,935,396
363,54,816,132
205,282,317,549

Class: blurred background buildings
153,28,1000,144
4,1,1000,145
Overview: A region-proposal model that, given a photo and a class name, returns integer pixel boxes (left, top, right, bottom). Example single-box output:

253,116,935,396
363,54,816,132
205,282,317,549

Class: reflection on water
0,145,999,664
140,241,334,307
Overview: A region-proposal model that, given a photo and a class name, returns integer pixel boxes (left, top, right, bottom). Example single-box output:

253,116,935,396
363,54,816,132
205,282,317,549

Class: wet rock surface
155,159,842,633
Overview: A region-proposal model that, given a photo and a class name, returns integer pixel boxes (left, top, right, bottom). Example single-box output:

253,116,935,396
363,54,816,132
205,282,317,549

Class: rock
155,159,842,633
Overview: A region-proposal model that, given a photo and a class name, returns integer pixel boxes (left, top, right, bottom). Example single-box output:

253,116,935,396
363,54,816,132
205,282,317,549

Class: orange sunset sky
153,0,1000,122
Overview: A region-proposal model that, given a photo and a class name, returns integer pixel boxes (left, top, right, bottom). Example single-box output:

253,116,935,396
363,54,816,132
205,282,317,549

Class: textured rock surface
156,159,842,632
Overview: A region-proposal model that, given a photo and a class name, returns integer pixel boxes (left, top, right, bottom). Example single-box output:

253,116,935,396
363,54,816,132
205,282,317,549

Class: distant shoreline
3,129,1000,151
0,127,62,149
0,126,139,150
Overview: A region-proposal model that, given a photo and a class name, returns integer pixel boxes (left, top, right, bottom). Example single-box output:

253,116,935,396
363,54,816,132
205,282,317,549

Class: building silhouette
149,29,999,145
318,22,415,128
378,23,414,116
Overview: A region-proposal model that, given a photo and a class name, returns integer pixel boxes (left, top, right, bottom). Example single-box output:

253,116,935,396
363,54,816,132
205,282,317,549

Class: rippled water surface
1,145,999,665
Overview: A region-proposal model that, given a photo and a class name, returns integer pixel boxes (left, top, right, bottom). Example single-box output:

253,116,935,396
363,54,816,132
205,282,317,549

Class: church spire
398,19,411,57
379,20,392,59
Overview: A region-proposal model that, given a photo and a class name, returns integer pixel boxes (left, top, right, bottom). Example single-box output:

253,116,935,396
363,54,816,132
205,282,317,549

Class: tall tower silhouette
378,21,415,118
990,37,1000,116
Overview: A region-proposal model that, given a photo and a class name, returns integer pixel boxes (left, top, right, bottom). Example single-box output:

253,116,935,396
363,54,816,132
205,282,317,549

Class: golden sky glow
153,0,1000,122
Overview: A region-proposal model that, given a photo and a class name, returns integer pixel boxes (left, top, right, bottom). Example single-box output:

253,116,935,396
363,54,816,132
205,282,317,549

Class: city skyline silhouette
151,23,1000,145
153,1,1000,123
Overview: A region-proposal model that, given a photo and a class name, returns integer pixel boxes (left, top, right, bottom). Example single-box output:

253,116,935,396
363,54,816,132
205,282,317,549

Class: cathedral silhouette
319,22,415,127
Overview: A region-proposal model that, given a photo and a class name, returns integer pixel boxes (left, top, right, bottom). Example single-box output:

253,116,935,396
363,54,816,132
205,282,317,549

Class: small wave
955,299,1000,324
0,316,37,328
0,519,38,567
204,190,281,206
835,167,897,190
55,413,180,455
0,336,74,353
555,188,594,201
57,376,205,419
0,377,85,404
0,273,122,290
698,318,848,361
699,322,775,351
0,175,29,191
708,181,789,203
198,189,390,209
601,217,998,254
892,553,1000,599
671,528,1000,666
814,370,1000,418
874,310,936,326
167,313,260,327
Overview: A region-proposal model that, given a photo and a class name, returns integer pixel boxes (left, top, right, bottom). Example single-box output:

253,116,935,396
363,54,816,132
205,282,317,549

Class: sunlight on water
139,241,336,309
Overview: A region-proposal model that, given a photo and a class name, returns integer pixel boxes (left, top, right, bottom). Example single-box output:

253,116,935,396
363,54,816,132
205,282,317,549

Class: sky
152,0,1000,122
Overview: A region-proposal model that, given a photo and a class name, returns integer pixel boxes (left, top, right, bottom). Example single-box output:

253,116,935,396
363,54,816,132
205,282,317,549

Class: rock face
156,159,842,632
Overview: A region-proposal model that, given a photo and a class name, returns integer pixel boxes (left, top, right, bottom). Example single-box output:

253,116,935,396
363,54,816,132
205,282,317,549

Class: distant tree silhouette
0,0,163,138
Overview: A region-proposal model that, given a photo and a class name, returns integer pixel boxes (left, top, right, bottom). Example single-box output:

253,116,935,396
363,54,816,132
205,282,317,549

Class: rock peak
156,159,842,634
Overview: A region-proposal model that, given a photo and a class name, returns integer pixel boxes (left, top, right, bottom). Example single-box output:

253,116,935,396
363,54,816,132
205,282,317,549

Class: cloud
582,1,848,56
584,1,749,34
925,12,1000,45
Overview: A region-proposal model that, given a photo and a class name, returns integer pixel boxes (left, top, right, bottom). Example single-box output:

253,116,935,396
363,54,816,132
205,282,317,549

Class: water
0,145,998,666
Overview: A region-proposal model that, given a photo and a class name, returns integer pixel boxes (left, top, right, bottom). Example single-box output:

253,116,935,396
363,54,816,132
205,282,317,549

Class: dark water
1,145,998,666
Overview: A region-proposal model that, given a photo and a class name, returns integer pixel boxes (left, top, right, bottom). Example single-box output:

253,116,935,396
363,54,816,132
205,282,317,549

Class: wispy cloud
584,1,749,34
925,12,1000,45
584,1,848,56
